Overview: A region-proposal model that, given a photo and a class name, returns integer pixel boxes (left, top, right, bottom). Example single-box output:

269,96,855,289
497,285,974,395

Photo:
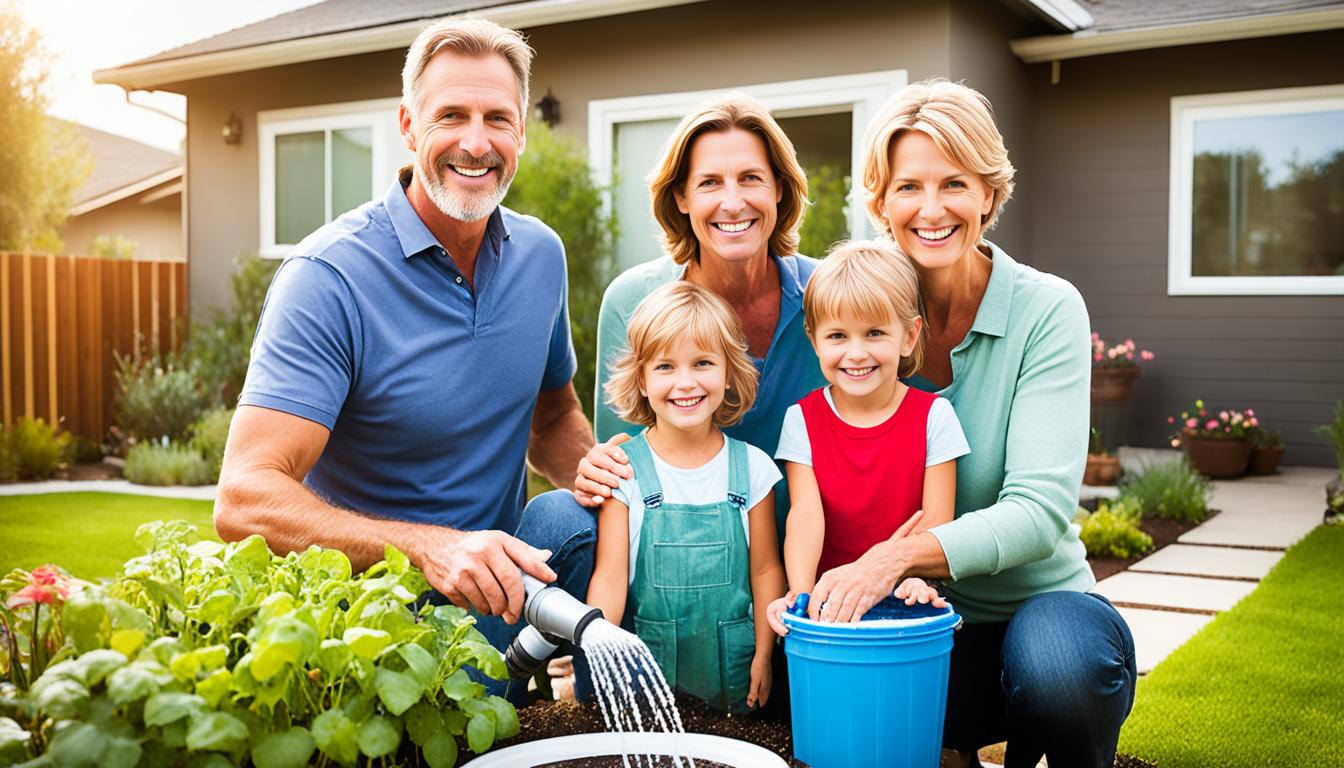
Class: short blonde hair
861,78,1015,236
402,17,534,121
804,239,925,378
648,94,809,265
605,282,759,428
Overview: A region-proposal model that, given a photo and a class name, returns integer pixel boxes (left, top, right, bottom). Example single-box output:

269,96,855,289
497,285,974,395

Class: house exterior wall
177,0,1051,313
62,190,183,261
1026,29,1344,466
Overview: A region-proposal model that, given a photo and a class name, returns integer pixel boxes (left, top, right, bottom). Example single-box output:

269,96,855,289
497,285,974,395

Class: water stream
579,619,696,768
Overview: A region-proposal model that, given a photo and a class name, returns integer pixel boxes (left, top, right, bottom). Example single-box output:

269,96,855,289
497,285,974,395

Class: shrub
188,407,233,483
0,522,516,766
1120,458,1212,523
184,255,279,407
1076,497,1154,559
503,121,616,421
799,163,850,259
123,442,213,486
1315,400,1344,483
113,352,207,443
8,416,70,480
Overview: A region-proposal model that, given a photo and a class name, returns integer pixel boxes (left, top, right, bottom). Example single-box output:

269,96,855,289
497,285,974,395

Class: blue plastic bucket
783,596,960,768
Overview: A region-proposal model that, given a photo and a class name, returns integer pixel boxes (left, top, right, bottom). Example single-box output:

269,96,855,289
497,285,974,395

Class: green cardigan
915,242,1096,623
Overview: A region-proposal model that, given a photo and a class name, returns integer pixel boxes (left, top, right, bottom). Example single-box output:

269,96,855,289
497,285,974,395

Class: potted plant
1091,333,1154,404
1247,425,1286,475
1168,399,1254,478
1314,400,1344,524
1084,427,1121,486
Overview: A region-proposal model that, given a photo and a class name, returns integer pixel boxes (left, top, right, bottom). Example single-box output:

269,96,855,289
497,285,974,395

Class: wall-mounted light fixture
534,89,560,128
222,112,243,145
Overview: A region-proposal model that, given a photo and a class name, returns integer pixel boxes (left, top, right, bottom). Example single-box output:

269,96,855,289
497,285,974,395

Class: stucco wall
62,190,183,261
1026,30,1344,466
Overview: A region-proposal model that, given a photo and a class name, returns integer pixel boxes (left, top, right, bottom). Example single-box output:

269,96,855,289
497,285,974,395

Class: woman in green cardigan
806,79,1135,768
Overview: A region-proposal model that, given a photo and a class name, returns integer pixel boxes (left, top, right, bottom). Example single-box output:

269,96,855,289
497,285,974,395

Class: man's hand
573,433,632,507
418,529,556,624
809,511,925,624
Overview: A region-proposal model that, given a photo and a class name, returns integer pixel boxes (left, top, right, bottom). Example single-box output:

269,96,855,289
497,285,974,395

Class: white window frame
258,98,398,258
1168,84,1344,295
588,70,908,244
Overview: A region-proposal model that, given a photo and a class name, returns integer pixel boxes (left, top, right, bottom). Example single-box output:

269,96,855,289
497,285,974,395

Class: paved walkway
0,478,216,500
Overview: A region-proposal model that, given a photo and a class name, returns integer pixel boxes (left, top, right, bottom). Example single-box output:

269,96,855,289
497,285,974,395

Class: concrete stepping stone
1094,572,1257,613
1115,606,1213,674
1129,544,1283,580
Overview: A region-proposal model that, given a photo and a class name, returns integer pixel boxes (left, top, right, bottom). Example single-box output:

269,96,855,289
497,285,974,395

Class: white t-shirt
774,386,970,467
613,439,782,584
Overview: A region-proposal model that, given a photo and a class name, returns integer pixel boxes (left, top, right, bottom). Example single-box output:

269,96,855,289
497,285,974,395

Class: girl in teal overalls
587,281,787,713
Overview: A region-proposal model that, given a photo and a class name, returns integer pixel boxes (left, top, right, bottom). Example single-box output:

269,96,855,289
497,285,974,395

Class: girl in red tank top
766,241,969,631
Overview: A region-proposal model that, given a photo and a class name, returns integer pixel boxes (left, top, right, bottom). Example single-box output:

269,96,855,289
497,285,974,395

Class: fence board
0,253,187,442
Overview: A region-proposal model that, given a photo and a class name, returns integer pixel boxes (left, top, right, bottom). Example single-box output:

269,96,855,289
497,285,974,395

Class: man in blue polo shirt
216,18,594,645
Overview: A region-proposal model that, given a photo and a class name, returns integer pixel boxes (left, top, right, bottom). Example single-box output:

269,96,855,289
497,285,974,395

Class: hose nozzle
503,575,604,679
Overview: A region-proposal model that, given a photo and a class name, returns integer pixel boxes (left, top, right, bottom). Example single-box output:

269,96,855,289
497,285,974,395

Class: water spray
504,574,605,679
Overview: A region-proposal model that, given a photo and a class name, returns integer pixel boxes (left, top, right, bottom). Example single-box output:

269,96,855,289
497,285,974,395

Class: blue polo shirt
240,176,576,533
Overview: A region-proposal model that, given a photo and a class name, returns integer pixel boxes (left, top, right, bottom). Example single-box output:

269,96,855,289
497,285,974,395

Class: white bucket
462,732,789,767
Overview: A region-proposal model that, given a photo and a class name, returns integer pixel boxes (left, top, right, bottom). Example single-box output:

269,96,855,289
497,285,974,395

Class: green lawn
1118,523,1344,767
0,492,218,580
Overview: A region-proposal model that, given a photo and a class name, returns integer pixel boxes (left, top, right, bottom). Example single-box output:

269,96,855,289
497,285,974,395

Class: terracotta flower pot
1247,445,1286,475
1182,435,1251,478
1084,453,1121,486
1091,367,1140,404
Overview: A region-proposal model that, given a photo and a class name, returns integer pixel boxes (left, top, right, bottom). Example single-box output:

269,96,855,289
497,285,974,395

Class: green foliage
0,9,91,251
503,121,616,420
1119,524,1344,766
113,352,207,443
184,255,279,408
1089,426,1108,456
8,416,70,480
1075,497,1153,559
1120,458,1212,524
1249,427,1284,450
188,408,233,483
123,442,213,486
87,234,139,260
1314,400,1344,482
798,164,850,259
0,522,516,766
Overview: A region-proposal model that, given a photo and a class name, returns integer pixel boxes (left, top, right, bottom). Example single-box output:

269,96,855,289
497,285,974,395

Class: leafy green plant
1249,427,1285,450
184,255,279,408
0,522,517,767
88,234,138,260
1089,426,1109,456
1120,458,1212,524
798,163,849,259
1075,497,1154,559
113,352,207,444
9,417,71,481
1314,401,1344,483
123,442,214,486
503,121,616,421
188,408,233,483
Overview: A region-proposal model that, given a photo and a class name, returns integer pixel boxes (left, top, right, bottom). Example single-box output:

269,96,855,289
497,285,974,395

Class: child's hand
893,577,947,608
746,651,772,709
765,592,797,636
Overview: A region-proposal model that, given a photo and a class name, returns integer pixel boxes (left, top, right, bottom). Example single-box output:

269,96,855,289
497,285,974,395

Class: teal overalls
624,432,756,713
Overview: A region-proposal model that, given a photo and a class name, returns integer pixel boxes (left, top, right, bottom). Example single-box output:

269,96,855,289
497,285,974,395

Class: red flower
6,565,72,609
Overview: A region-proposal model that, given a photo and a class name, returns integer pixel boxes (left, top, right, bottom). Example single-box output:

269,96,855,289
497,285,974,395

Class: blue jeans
468,490,597,704
942,591,1136,768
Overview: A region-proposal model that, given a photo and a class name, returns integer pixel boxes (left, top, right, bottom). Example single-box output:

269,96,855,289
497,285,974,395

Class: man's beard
420,150,516,223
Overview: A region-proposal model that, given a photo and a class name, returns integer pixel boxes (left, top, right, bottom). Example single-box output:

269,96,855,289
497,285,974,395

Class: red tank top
799,386,935,575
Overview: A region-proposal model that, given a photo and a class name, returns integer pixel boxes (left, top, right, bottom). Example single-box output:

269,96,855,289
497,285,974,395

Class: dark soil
1086,508,1219,582
57,461,122,481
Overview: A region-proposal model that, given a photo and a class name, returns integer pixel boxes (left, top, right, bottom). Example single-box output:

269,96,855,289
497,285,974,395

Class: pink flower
1186,417,1198,428
1249,417,1259,427
1246,409,1255,417
1091,332,1100,341
1206,419,1219,430
1126,352,1134,360
1168,416,1176,424
1140,350,1154,361
1094,352,1102,362
1220,411,1229,421
1124,339,1134,348
6,565,72,609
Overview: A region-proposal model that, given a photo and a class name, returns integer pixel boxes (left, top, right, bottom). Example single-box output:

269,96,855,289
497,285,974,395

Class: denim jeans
467,489,597,704
942,591,1136,768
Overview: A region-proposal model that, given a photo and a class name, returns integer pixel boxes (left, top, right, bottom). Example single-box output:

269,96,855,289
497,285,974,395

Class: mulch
56,461,122,481
1086,507,1219,582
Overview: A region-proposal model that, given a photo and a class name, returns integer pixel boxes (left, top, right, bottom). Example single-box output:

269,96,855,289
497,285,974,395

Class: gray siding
1026,30,1344,466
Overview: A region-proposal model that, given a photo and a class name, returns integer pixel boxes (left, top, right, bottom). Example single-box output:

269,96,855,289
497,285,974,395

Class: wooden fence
0,252,187,442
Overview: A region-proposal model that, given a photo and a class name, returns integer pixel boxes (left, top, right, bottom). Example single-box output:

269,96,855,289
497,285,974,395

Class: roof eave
1010,7,1344,63
94,0,706,91
70,167,184,217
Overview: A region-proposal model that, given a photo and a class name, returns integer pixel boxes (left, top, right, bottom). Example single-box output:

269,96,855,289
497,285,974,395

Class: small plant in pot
1090,333,1154,404
1084,427,1121,486
1168,399,1255,479
1247,426,1286,475
1314,400,1344,524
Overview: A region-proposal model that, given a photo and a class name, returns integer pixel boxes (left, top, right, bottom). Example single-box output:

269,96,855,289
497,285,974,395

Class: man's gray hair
401,17,534,121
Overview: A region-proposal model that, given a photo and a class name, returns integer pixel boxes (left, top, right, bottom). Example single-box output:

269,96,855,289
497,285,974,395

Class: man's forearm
528,406,594,491
215,465,455,572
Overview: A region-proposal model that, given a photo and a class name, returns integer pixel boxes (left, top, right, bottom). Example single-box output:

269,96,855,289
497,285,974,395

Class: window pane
276,131,325,244
614,118,679,270
1191,108,1344,277
333,127,374,217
